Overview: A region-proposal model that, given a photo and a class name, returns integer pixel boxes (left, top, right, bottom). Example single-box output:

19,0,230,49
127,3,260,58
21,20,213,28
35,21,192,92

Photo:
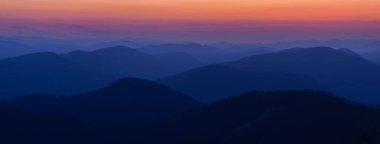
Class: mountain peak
8,78,200,124
224,47,380,103
279,47,364,59
159,43,203,47
1,52,64,63
281,47,337,53
237,47,367,63
9,52,59,59
338,48,362,57
93,45,140,54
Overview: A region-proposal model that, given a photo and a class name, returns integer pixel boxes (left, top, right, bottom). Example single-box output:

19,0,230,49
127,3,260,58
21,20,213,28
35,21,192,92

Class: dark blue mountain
139,43,224,63
6,78,200,125
224,47,380,104
160,65,319,103
1,91,380,144
218,46,278,63
0,52,110,99
250,39,380,52
222,46,277,56
119,91,380,144
140,43,277,64
90,40,142,48
155,52,203,71
0,46,201,98
63,46,201,79
364,51,380,64
0,40,37,59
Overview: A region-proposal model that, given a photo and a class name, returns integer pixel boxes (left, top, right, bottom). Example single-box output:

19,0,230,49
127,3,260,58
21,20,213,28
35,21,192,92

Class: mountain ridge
6,78,201,125
160,64,320,102
223,47,380,103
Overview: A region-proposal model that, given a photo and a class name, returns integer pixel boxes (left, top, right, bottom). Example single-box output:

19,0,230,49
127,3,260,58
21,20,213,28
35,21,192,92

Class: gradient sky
1,0,380,42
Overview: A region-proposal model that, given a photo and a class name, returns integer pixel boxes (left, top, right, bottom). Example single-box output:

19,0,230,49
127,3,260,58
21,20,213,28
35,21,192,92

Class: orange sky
1,0,380,42
1,0,380,21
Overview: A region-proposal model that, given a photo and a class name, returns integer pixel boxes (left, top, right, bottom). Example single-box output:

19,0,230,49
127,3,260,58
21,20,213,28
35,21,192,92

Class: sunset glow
2,0,380,21
1,0,380,42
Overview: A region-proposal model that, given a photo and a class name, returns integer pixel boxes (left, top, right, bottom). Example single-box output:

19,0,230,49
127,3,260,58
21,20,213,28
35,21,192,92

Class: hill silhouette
139,43,276,64
119,91,380,144
1,90,380,144
6,78,200,125
0,40,38,59
63,45,201,79
223,47,380,103
0,46,201,98
160,65,320,102
139,43,224,63
0,52,110,98
364,51,380,64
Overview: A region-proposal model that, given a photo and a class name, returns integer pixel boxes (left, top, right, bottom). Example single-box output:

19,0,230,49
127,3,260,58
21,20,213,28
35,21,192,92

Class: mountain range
139,43,277,64
160,65,319,102
234,39,380,53
0,40,38,59
3,45,380,104
225,47,380,103
123,91,380,144
1,90,380,144
0,46,201,98
62,45,201,79
0,52,110,98
161,47,380,104
5,78,200,125
364,51,380,64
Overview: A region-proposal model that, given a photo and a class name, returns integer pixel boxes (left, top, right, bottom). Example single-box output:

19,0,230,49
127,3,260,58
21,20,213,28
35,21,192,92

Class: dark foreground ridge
1,90,380,144
5,78,200,125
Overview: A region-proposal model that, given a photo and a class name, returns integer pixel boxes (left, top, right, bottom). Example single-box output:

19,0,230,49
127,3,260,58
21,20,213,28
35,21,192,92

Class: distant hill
63,45,201,79
155,52,204,72
139,43,276,64
224,47,380,104
89,40,142,48
364,51,380,64
6,78,200,125
160,65,320,103
120,91,380,144
139,43,224,63
0,52,111,98
0,40,37,59
250,39,380,53
0,46,201,98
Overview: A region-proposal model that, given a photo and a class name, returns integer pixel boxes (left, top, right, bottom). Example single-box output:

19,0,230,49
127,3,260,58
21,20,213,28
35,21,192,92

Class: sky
1,0,380,42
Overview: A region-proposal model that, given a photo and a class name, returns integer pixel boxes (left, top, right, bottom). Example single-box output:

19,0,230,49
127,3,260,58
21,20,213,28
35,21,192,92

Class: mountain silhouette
1,90,380,144
0,52,110,99
249,39,380,52
139,43,224,63
139,43,277,64
63,45,201,79
364,51,380,64
6,78,200,125
219,46,278,61
337,48,363,57
0,40,37,59
224,47,380,103
0,46,201,98
120,90,380,144
160,65,320,103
